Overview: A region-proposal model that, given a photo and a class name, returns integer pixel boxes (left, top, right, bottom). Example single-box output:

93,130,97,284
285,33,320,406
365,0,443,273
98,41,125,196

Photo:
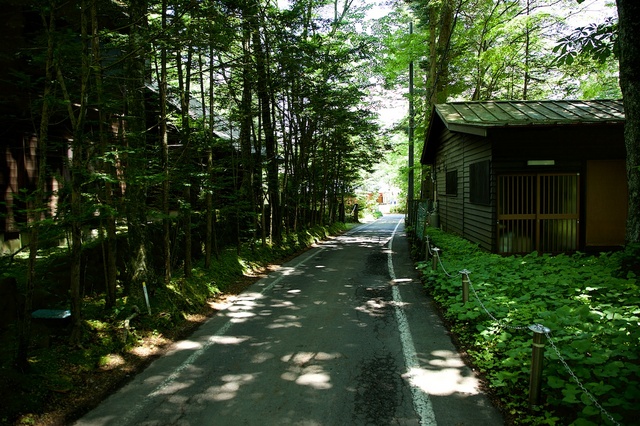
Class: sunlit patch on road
208,335,250,345
279,351,343,390
404,362,480,397
294,370,332,389
204,373,257,401
74,216,501,426
270,299,297,309
267,314,302,329
251,351,275,364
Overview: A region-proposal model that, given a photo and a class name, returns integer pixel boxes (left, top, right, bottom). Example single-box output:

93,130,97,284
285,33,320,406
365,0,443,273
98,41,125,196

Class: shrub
417,229,639,426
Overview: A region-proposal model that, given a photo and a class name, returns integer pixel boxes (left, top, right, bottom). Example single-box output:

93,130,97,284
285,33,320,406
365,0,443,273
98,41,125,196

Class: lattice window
497,173,579,254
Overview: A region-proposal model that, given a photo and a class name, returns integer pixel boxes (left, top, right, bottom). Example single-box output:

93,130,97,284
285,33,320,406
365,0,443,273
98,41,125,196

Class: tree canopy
4,0,385,366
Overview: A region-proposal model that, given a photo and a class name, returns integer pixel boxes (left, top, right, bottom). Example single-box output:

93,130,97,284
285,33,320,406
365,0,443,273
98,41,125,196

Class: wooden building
420,99,628,254
0,3,238,253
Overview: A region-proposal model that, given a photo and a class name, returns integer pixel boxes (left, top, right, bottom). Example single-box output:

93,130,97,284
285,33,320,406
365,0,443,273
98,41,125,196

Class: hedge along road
74,215,503,426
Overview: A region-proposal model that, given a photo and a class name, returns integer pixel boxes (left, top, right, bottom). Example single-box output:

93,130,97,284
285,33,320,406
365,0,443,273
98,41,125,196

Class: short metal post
424,236,431,261
528,324,550,407
431,247,440,271
459,269,470,304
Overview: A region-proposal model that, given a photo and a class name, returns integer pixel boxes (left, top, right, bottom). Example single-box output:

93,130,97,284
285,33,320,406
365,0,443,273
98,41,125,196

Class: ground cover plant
417,229,639,426
0,223,347,425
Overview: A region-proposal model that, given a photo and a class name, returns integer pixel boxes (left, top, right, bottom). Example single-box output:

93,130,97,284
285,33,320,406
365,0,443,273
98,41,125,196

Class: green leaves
419,228,639,425
553,17,618,66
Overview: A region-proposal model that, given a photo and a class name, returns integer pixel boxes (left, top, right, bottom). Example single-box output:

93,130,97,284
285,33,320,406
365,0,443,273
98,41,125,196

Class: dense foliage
417,228,639,425
369,0,623,201
2,0,384,366
0,222,347,425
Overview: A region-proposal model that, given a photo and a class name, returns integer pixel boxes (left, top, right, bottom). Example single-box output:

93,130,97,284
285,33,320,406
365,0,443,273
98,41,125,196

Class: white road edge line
388,218,437,426
114,247,327,425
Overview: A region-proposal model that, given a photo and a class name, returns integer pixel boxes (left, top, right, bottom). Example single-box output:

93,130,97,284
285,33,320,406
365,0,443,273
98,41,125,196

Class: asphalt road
74,215,503,426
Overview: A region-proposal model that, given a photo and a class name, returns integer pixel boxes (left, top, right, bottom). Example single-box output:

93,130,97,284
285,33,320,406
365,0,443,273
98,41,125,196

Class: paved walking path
75,215,503,425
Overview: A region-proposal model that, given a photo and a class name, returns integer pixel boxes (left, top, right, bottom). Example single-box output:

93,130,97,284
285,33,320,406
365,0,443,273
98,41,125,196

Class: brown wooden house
420,99,628,254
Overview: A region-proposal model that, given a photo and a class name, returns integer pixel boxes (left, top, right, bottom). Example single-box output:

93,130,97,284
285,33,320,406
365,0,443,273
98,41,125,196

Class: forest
1,0,638,424
2,0,387,367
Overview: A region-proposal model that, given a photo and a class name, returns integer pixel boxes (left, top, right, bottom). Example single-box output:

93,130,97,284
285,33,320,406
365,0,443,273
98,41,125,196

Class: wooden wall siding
1,135,67,238
2,144,20,233
0,135,39,234
435,129,464,237
461,138,494,251
434,128,494,251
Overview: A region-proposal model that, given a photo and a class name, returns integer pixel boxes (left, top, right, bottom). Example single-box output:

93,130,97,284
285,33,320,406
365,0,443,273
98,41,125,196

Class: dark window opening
446,170,458,196
470,160,491,205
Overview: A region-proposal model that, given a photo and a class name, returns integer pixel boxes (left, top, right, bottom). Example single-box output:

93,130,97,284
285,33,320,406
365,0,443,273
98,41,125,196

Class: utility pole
408,22,415,218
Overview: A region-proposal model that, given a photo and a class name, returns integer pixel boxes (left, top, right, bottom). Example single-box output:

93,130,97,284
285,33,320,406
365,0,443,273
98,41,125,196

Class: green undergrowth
1,222,348,425
416,228,639,426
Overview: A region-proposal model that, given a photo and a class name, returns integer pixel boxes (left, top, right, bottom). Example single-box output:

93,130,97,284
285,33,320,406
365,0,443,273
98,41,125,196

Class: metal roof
435,99,624,136
421,99,625,164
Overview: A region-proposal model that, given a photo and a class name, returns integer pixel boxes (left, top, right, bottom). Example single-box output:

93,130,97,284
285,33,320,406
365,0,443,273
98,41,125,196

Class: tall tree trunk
15,6,55,371
160,0,171,284
319,136,328,225
205,44,219,265
252,14,280,243
522,0,531,100
427,5,438,108
125,0,149,294
249,48,262,245
238,7,255,252
176,38,193,277
53,0,91,343
91,0,117,309
205,146,215,266
427,0,455,109
616,0,640,243
201,51,212,267
68,0,91,344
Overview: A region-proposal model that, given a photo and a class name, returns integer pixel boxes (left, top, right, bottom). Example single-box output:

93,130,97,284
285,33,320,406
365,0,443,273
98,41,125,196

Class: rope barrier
427,246,621,426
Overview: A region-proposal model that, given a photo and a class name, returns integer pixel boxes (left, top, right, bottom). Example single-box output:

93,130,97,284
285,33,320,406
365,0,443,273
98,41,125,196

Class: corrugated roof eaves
589,100,617,119
434,100,624,129
522,101,551,121
480,102,506,122
570,100,605,120
533,101,566,120
552,101,586,120
435,103,462,125
499,102,525,121
455,102,484,122
503,102,533,122
551,101,589,120
587,100,624,120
